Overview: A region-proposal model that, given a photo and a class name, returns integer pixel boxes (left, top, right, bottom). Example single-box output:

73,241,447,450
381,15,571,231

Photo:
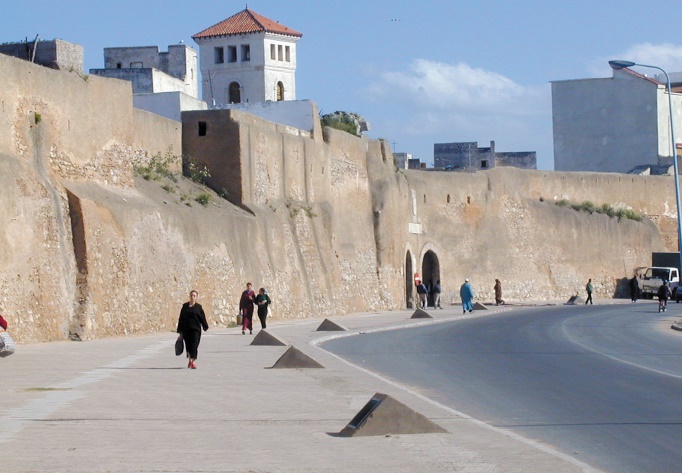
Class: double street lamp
609,60,682,275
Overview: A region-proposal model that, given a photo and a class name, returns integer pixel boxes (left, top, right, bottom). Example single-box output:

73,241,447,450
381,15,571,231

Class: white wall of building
221,99,316,132
553,68,682,173
134,92,207,122
195,32,298,106
91,45,199,99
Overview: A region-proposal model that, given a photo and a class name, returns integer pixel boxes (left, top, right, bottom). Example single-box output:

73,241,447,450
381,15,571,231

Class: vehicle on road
638,267,679,299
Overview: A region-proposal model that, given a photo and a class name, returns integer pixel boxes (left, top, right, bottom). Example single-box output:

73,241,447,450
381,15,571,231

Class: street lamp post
609,60,682,276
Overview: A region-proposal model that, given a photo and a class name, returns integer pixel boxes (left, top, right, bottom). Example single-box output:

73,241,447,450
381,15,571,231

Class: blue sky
4,1,682,170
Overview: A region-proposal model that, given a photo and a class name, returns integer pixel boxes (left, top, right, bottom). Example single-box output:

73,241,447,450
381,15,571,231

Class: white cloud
621,43,682,72
592,43,682,77
362,59,554,169
366,59,540,113
364,58,549,139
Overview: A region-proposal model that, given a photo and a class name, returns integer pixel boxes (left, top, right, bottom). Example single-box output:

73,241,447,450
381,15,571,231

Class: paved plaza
0,306,597,472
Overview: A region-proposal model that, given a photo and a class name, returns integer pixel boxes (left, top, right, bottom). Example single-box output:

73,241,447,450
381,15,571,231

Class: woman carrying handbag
176,290,208,369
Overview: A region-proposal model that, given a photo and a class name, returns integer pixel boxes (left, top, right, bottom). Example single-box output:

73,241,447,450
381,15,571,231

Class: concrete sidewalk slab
0,305,602,472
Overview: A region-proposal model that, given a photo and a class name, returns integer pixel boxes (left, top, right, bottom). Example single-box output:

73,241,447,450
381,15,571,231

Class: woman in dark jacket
176,290,208,369
255,288,272,329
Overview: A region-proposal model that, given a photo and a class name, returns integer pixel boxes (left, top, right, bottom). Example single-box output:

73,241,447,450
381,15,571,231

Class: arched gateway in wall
405,248,440,309
422,250,440,308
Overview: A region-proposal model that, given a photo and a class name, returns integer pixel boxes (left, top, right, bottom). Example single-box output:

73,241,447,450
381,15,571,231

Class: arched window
276,81,284,101
229,82,241,104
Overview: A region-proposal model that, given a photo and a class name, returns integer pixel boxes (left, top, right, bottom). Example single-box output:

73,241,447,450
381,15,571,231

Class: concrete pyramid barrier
271,346,324,369
565,295,585,305
316,318,348,331
472,302,488,310
339,392,447,437
250,330,287,346
410,308,433,319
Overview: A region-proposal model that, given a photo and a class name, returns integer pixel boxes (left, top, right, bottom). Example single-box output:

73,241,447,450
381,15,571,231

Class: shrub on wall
320,111,367,137
553,198,644,222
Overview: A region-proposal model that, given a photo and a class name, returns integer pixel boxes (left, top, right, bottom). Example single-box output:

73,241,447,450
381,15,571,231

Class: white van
638,267,680,299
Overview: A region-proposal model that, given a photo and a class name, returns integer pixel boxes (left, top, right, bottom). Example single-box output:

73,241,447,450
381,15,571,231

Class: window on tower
214,47,224,64
285,46,291,62
278,45,283,61
241,45,250,62
228,46,237,63
270,44,276,60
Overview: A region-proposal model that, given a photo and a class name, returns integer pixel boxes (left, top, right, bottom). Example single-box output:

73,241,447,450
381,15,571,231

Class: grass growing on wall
133,147,220,209
554,199,644,222
134,147,178,182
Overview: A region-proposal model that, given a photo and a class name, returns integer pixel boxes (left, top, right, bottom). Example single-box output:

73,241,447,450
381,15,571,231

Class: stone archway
405,251,414,308
422,250,440,308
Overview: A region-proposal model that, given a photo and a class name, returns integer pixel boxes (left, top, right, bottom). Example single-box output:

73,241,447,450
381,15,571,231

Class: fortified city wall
0,52,672,344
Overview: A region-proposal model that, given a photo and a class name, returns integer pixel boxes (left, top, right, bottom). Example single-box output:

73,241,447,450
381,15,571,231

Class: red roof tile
193,8,302,40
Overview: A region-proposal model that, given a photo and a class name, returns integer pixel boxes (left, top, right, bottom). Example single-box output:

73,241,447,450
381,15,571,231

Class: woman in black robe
176,290,208,369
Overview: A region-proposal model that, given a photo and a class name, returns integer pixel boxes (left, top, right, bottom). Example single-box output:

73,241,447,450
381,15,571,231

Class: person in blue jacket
460,279,475,314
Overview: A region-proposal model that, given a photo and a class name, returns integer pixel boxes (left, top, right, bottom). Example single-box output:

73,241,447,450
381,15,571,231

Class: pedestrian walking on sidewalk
416,281,428,309
460,279,475,314
255,288,271,329
629,273,640,302
432,280,442,309
585,279,594,305
494,279,505,306
240,282,256,334
176,290,209,369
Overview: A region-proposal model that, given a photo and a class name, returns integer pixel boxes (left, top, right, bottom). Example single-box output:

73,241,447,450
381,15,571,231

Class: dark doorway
229,81,241,104
422,250,440,308
405,251,414,309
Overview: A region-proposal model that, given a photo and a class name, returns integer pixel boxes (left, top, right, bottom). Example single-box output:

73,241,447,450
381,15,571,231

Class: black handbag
175,334,184,356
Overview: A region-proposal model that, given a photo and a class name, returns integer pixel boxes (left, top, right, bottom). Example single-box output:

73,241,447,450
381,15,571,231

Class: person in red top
239,282,256,335
0,314,7,330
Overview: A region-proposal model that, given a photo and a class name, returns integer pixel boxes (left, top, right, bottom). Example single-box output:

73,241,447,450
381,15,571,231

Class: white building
552,66,682,174
89,44,206,122
393,153,412,170
192,8,302,106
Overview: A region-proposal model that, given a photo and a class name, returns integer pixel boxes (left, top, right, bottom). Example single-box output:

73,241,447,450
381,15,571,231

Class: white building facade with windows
192,8,302,106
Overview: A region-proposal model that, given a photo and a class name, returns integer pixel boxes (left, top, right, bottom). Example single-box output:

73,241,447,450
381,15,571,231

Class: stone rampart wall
0,53,674,344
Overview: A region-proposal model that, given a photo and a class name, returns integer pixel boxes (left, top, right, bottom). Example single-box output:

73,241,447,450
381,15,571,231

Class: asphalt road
320,302,682,473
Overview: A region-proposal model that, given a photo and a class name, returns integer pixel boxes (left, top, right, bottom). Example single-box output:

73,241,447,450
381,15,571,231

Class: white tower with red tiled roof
192,8,302,106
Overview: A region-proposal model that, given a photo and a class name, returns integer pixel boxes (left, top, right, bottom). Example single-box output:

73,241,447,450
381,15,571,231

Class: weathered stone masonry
0,52,674,343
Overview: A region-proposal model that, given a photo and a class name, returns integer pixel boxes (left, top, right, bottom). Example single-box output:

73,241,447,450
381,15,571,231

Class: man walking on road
585,278,593,305
460,279,475,314
629,273,640,302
